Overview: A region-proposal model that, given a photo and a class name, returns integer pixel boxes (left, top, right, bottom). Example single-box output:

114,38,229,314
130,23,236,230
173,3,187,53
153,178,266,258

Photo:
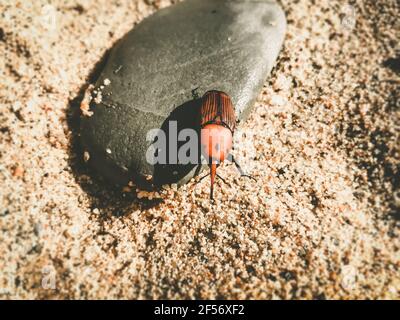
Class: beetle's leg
196,172,210,183
190,163,209,183
191,87,200,100
192,164,209,185
193,163,202,177
230,155,257,181
216,173,229,186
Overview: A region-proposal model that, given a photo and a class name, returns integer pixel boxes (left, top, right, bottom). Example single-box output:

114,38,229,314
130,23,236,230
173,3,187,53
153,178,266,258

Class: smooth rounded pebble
81,0,286,186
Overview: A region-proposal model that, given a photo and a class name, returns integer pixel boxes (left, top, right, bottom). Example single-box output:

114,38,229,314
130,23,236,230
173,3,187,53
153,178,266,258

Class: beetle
196,90,255,200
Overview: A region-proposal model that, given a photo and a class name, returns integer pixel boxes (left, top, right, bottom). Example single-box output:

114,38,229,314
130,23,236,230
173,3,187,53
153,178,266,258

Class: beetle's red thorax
201,124,233,162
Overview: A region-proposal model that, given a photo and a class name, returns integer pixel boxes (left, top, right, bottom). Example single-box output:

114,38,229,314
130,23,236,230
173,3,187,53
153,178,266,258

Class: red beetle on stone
196,90,255,200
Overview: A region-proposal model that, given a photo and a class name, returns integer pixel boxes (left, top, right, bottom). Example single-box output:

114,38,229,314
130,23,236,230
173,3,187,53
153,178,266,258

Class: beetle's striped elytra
199,90,236,134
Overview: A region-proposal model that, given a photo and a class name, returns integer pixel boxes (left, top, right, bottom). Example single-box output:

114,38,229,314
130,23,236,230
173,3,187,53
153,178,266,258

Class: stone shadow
66,48,164,217
153,97,203,186
66,50,205,216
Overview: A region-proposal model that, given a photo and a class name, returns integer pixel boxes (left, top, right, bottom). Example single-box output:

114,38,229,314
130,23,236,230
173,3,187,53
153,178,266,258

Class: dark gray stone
80,0,286,186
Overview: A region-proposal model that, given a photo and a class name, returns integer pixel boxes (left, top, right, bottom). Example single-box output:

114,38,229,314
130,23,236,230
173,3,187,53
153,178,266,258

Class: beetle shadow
66,48,164,218
153,98,203,186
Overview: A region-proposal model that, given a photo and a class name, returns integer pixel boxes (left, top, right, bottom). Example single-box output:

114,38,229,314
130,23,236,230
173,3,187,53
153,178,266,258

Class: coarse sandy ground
0,0,399,299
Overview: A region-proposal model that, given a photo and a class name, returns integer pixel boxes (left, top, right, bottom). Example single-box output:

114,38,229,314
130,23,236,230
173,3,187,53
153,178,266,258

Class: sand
0,0,399,299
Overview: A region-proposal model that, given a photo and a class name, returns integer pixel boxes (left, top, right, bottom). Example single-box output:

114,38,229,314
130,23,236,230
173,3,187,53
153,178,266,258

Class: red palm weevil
197,90,255,200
